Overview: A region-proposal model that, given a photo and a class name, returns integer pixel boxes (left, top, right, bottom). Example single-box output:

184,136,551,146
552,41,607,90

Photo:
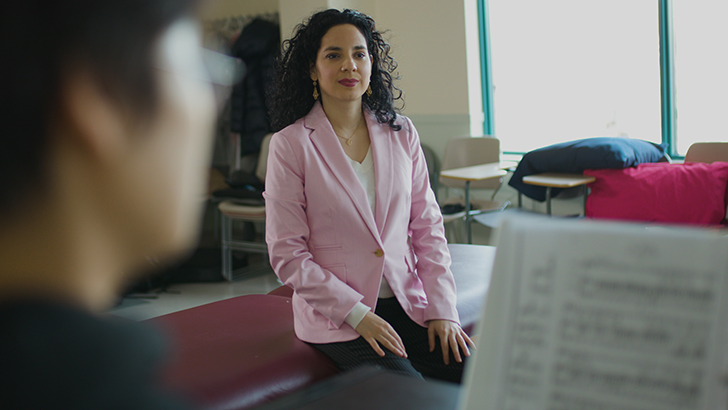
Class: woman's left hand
428,320,475,365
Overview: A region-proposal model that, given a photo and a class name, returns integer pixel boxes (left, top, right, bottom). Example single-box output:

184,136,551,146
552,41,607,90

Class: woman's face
110,20,217,267
311,24,372,105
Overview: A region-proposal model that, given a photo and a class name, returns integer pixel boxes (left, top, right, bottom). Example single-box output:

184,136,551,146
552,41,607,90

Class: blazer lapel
305,103,382,244
367,114,393,236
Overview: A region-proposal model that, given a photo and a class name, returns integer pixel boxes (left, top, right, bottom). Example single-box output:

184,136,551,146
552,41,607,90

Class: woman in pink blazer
265,9,473,383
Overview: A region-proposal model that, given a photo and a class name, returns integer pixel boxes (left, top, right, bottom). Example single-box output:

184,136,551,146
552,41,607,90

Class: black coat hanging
229,18,280,157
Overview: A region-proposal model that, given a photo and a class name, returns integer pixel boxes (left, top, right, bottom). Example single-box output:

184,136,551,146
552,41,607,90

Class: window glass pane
489,1,661,153
672,0,728,156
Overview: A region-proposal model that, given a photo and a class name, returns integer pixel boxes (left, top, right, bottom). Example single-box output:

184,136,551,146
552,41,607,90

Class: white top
343,147,396,330
348,146,377,218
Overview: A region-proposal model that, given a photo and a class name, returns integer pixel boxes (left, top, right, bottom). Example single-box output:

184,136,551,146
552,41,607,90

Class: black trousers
309,297,466,383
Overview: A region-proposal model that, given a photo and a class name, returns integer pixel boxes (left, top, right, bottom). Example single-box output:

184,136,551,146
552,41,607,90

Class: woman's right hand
355,311,407,358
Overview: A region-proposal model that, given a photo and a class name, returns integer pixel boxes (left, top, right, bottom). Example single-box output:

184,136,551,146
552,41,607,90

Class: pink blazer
264,102,459,344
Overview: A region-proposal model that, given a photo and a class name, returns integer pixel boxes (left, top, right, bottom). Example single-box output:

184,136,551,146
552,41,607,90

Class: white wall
279,0,375,49
374,1,469,116
279,0,326,40
374,0,478,157
328,0,376,18
201,0,279,20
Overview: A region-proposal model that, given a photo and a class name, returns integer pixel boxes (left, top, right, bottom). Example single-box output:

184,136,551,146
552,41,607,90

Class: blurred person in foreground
0,1,217,408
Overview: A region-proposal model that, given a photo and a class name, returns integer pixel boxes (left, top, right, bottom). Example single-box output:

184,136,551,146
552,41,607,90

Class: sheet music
461,219,728,410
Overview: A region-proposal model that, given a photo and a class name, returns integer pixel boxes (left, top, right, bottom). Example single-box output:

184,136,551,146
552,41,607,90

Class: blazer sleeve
263,132,364,329
404,119,460,324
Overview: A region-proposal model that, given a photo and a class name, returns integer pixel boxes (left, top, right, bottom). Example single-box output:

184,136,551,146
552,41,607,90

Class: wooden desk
439,161,517,243
521,172,596,215
439,161,517,182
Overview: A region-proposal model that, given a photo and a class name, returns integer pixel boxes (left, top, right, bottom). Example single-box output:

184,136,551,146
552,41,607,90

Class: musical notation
487,220,728,410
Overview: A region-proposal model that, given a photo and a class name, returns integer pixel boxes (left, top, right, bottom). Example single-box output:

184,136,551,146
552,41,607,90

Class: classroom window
484,1,662,153
672,0,728,156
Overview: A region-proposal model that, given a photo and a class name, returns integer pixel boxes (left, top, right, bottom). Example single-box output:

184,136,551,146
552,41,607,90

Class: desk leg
583,185,588,216
518,192,522,208
545,187,552,216
465,180,472,244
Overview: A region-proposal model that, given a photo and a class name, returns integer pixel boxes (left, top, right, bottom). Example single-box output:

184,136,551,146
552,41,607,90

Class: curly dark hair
268,9,403,132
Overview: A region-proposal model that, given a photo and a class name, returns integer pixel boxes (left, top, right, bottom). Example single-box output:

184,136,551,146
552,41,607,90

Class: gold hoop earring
366,85,372,96
312,80,319,100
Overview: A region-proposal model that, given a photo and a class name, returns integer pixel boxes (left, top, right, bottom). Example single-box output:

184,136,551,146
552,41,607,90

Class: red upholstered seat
148,294,339,410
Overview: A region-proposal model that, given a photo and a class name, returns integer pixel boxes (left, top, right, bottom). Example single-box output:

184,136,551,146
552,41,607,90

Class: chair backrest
684,142,728,164
420,143,440,197
255,133,274,182
439,136,501,190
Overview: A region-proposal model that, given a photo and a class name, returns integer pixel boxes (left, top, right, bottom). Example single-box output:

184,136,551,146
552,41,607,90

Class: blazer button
374,249,384,257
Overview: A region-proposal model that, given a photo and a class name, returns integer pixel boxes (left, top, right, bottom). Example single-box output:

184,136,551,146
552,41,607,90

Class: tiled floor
109,268,281,321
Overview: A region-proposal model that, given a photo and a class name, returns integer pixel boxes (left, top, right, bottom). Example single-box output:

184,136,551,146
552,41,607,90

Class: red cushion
584,162,728,226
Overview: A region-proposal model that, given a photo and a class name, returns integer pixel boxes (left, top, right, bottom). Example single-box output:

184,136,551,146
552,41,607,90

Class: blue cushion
509,137,668,202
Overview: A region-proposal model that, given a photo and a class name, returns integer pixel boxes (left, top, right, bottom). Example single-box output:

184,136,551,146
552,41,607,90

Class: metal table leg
221,214,233,281
465,180,472,244
545,187,552,216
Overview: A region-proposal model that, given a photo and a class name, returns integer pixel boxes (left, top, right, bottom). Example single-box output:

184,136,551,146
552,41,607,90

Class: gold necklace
334,116,363,146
